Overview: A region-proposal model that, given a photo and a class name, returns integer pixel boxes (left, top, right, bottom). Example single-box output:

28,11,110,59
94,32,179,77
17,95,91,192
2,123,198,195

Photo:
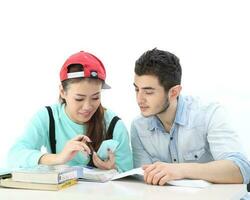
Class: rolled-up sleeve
224,152,250,184
207,105,250,184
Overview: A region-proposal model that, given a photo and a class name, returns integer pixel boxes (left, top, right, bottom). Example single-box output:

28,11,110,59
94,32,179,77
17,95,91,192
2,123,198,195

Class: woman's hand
56,135,92,164
92,150,116,170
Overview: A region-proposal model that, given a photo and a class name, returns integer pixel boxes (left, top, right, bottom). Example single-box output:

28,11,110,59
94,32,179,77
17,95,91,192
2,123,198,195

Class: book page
79,167,212,188
79,167,119,182
112,167,143,180
111,168,212,188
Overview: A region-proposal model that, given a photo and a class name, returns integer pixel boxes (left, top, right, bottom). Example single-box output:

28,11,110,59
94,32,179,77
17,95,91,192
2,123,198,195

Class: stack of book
0,165,82,191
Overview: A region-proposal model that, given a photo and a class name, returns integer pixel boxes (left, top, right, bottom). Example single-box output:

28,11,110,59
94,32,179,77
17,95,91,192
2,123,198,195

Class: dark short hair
135,48,182,92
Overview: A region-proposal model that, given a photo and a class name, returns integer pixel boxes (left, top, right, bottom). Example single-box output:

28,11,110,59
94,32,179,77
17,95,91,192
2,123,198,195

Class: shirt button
170,137,173,140
194,155,198,159
173,159,177,162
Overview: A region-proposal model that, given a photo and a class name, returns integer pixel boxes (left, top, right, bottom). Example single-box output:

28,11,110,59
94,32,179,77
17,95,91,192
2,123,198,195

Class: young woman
8,51,133,172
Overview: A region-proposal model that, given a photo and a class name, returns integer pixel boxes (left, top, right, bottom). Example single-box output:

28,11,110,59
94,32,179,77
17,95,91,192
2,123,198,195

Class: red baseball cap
60,51,111,89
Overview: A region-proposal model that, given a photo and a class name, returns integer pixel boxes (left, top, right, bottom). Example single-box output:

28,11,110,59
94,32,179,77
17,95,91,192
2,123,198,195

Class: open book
112,168,212,188
79,167,119,182
79,167,212,188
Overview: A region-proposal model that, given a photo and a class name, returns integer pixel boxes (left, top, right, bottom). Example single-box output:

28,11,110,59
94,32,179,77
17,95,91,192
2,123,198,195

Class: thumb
107,149,115,160
142,164,150,170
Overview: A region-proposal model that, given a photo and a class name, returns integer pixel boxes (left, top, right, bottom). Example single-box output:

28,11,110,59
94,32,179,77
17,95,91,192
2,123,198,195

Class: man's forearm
180,160,243,183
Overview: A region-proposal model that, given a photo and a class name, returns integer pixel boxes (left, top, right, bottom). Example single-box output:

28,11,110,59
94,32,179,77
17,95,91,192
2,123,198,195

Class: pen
86,141,95,154
85,165,94,169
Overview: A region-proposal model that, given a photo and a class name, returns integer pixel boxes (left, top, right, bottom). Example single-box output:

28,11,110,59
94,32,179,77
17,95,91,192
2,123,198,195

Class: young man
131,48,250,197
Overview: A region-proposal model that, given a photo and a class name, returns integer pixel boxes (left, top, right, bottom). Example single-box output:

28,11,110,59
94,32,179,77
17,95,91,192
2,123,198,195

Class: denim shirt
131,95,250,187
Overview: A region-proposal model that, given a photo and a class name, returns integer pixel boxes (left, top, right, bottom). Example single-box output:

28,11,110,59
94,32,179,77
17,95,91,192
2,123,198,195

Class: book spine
59,179,77,190
58,171,78,183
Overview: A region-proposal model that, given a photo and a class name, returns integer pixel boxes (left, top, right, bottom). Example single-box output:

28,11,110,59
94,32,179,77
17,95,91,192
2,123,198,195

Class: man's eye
145,91,153,95
92,97,99,100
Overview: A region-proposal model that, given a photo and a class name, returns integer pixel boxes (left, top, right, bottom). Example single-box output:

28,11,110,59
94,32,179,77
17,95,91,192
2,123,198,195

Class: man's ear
168,85,182,100
59,84,66,99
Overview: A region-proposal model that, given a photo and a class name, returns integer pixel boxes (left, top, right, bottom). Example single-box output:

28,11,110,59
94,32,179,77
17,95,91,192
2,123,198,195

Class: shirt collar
148,116,165,132
174,95,188,126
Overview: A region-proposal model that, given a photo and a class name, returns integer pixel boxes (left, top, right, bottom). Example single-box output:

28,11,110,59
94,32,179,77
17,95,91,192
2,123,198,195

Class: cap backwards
60,51,110,89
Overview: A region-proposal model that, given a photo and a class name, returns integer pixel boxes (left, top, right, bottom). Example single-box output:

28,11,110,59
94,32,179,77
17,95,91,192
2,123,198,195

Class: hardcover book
12,165,82,184
0,178,77,191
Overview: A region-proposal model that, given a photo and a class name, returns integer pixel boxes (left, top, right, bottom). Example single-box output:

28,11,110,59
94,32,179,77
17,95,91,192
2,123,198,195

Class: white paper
112,167,144,180
79,167,212,188
111,168,211,188
79,167,119,182
167,179,212,188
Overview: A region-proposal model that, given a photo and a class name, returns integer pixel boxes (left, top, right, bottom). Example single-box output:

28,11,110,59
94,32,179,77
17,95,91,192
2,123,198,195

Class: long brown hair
59,64,106,151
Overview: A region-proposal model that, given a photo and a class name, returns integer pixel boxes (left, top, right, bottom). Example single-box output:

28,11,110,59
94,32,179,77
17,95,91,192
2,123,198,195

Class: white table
0,177,247,200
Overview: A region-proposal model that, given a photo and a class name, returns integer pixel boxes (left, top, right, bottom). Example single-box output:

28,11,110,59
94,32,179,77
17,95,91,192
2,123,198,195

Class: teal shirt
7,104,133,172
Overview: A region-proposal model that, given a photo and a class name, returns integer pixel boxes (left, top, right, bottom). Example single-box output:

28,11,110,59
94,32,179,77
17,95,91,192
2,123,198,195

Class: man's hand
143,162,184,185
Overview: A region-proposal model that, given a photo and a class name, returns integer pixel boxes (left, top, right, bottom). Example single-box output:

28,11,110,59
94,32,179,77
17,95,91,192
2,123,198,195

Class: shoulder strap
45,106,56,154
106,116,120,140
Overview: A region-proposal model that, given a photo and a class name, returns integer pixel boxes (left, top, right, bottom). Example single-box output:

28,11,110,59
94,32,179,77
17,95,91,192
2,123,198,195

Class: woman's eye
92,97,100,100
75,99,84,102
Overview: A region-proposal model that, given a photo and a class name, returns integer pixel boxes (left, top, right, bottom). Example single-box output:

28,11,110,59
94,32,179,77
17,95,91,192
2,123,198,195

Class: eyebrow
133,83,155,90
76,92,101,97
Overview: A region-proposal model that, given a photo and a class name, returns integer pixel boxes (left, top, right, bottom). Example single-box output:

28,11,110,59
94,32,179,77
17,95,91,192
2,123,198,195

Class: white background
0,0,249,167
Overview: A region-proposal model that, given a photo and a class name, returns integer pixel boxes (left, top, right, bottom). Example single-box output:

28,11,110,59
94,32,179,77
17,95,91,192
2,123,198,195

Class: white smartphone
97,139,119,160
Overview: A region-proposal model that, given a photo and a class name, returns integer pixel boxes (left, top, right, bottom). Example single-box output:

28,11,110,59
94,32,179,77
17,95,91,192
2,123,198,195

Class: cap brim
102,82,111,89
